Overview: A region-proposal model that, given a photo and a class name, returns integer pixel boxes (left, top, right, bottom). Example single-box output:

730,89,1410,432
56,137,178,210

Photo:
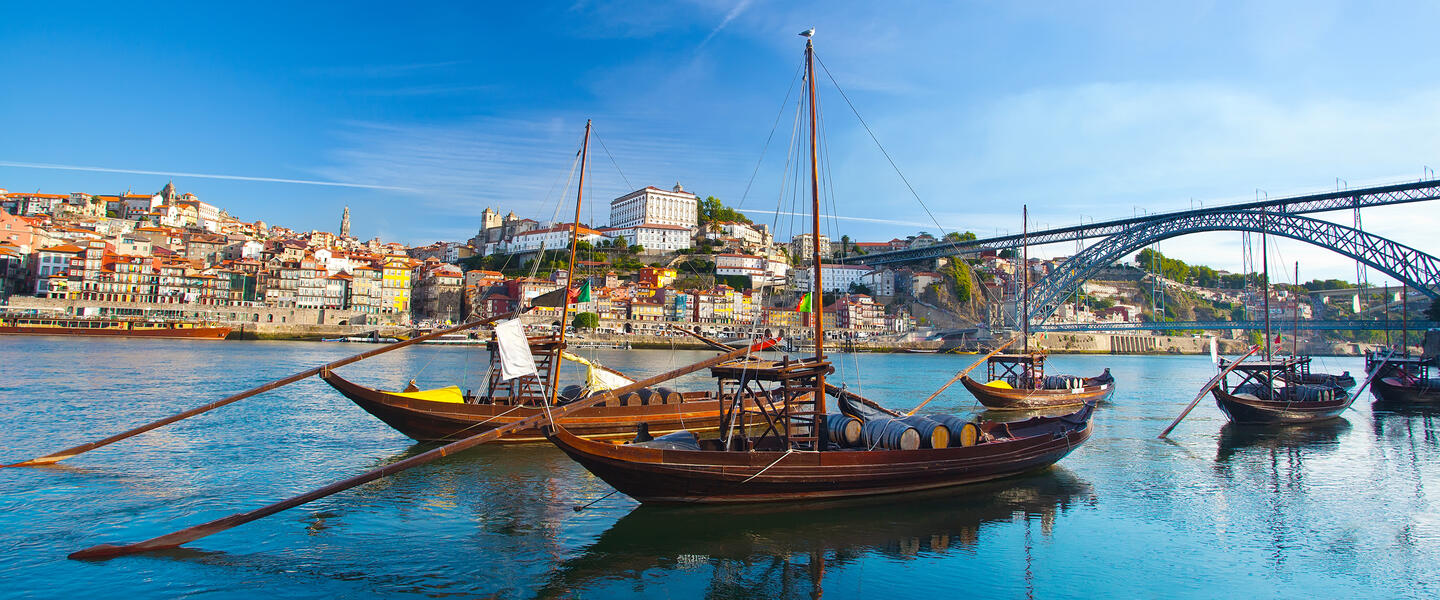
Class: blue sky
3,1,1438,282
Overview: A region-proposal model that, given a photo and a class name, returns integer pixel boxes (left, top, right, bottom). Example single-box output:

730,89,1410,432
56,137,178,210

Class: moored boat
543,31,1098,505
322,336,761,443
1367,350,1440,404
0,314,230,340
959,353,1114,410
1210,358,1353,424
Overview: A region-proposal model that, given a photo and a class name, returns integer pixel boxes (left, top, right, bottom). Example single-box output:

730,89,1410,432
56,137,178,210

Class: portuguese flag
568,280,592,304
796,292,814,313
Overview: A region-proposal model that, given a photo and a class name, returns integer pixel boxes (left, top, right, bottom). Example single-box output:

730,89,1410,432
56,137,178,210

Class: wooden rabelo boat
544,32,1097,504
322,336,762,443
959,353,1114,410
0,313,230,340
1366,348,1440,404
959,206,1114,410
1210,357,1353,424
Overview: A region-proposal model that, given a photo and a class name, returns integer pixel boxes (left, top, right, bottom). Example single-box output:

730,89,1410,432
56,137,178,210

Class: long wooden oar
5,311,524,468
69,343,754,560
906,337,1016,416
1348,348,1396,406
1158,345,1261,438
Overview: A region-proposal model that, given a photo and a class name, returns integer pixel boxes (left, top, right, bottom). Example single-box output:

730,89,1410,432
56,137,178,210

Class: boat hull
545,405,1095,503
322,370,743,443
959,375,1114,410
1211,388,1351,424
1370,376,1440,404
0,324,230,340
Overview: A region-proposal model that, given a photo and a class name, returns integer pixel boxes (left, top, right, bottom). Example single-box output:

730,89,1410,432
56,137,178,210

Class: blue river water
1,336,1436,599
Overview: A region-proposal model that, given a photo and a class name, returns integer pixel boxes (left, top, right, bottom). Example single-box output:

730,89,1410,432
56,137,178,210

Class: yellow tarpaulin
561,351,635,392
391,386,465,403
983,380,1014,389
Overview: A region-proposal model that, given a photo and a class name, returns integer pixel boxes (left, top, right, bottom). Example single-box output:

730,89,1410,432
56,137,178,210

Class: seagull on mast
799,28,815,38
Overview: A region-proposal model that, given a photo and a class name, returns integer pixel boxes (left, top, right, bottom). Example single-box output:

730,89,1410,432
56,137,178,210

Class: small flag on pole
568,280,592,304
796,292,813,313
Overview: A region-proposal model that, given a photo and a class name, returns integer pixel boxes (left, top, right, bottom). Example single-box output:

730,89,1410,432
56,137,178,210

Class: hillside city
0,181,1417,340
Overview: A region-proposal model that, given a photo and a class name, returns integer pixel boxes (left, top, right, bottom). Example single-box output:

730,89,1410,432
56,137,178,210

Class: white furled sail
495,319,538,381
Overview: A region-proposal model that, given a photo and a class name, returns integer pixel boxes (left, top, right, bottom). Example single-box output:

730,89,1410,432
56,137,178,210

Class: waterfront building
788,232,831,263
858,268,896,297
31,244,81,295
381,255,414,319
792,263,874,293
597,223,691,252
609,184,699,230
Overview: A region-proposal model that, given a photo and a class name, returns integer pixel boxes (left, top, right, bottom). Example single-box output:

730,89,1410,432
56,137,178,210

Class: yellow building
381,255,414,317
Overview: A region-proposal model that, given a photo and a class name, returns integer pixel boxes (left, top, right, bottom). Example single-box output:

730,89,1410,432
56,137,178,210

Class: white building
789,232,831,263
610,183,699,230
600,223,692,252
793,264,874,293
858,268,896,297
498,224,608,254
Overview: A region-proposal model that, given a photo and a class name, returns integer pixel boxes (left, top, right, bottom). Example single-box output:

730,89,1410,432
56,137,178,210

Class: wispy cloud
310,116,757,220
301,61,469,78
699,0,754,48
744,208,953,229
0,161,415,191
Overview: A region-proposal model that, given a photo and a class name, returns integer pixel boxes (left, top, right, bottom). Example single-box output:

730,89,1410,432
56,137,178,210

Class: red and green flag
796,292,814,313
568,280,592,304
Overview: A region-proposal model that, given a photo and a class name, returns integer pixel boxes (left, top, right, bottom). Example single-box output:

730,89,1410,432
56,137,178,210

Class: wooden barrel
824,414,862,447
956,422,981,447
860,417,920,451
559,384,586,403
654,386,684,404
900,415,950,449
620,390,646,406
637,388,661,405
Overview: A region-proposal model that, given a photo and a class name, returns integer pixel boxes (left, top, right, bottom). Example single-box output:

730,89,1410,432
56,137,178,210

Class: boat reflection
1371,401,1440,448
1215,420,1351,462
537,468,1094,598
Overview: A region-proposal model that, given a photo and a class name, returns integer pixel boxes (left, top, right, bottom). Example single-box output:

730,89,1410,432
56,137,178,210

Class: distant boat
1210,357,1353,423
959,353,1115,410
0,313,230,340
1366,348,1440,404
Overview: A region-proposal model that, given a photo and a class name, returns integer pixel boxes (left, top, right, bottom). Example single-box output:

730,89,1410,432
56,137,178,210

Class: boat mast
1022,204,1029,356
805,32,826,415
550,119,591,406
1261,208,1271,362
1293,261,1300,358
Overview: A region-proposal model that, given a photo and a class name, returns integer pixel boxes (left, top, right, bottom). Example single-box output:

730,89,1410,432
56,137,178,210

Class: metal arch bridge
1024,210,1440,325
1031,319,1439,333
853,179,1440,264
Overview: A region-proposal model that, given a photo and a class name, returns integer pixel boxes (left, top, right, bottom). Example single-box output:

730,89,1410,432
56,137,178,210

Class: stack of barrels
825,413,982,450
616,386,684,406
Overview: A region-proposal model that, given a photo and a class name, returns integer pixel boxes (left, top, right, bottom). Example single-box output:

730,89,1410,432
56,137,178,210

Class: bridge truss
856,179,1440,265
1026,210,1440,325
1031,319,1439,333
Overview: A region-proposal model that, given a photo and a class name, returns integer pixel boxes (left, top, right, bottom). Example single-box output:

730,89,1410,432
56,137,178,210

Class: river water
1,337,1436,599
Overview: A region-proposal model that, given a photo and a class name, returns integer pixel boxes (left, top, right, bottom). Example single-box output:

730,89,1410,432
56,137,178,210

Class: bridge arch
1027,210,1440,324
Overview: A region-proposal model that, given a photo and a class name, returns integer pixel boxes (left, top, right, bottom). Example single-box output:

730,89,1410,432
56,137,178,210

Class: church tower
340,206,351,238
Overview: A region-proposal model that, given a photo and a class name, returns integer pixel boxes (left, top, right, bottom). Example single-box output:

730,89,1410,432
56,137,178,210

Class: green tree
572,312,600,330
628,244,644,254
840,235,851,259
697,195,752,225
611,235,627,250
998,249,1017,259
1247,330,1264,346
944,260,975,303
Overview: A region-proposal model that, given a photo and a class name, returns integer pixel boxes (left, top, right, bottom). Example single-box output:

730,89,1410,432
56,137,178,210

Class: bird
799,28,815,38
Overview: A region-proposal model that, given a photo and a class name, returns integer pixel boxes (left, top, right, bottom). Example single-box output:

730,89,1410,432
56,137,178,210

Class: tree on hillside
943,231,977,243
698,196,751,225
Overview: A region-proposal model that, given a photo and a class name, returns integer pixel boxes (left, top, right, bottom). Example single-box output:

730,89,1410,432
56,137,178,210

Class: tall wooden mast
1261,207,1272,362
550,119,591,406
1022,204,1029,355
805,33,827,416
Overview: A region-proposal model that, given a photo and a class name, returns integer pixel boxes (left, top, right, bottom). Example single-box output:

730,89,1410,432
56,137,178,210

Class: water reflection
537,468,1094,599
1372,401,1440,448
1214,420,1352,462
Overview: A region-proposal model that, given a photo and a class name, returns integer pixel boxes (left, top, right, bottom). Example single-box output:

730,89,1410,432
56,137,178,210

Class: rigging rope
813,51,948,238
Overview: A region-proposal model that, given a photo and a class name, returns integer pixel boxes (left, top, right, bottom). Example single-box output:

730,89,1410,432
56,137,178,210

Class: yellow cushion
391,385,465,403
983,380,1013,389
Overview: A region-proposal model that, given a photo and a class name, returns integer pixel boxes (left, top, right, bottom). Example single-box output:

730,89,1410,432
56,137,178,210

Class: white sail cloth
494,319,538,380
